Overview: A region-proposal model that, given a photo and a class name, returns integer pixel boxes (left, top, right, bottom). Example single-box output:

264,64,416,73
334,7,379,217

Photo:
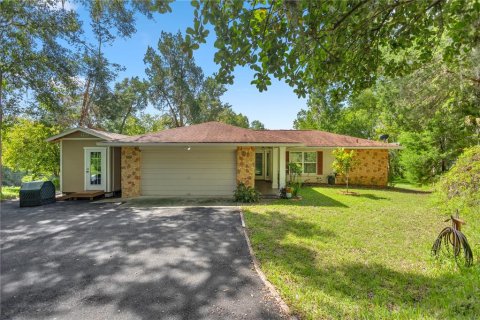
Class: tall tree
186,0,479,98
145,31,260,128
0,0,172,185
0,0,171,122
297,47,480,184
145,31,204,127
99,77,149,133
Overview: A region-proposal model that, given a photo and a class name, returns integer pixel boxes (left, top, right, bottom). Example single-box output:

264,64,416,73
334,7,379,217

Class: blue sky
77,1,307,129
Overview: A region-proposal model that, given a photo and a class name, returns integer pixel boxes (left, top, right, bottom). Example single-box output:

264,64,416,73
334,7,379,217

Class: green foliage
234,183,260,203
0,0,171,121
288,162,302,197
0,186,20,201
100,77,149,133
187,0,479,98
3,119,60,179
145,31,255,128
294,89,380,139
250,120,265,130
296,48,480,184
117,114,166,136
218,109,250,128
332,148,359,192
434,146,480,216
244,186,480,319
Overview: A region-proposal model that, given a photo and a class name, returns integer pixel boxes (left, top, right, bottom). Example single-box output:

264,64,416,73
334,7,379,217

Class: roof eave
302,145,403,150
97,142,304,147
46,127,110,142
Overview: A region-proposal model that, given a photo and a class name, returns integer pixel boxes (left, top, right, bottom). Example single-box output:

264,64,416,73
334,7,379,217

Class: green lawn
1,186,20,201
244,187,480,320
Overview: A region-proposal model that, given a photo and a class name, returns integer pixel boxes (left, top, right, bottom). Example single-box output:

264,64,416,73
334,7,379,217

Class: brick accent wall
336,149,389,186
236,146,255,188
121,147,141,198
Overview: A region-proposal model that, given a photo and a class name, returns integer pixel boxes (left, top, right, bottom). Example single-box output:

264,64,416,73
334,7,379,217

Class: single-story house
47,121,401,198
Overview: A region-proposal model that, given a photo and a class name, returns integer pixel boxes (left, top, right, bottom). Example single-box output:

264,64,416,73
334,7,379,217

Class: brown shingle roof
86,128,129,140
46,127,129,142
266,130,398,148
102,121,400,149
107,122,299,144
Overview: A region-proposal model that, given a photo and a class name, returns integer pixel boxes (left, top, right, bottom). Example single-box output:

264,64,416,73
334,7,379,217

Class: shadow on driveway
0,201,284,320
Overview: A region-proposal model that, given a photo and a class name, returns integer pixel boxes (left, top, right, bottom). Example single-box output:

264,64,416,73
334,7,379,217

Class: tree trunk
0,70,3,189
120,103,134,134
346,175,349,193
79,77,91,126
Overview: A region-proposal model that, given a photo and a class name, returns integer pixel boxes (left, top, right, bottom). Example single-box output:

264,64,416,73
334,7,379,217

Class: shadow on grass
352,193,390,200
273,188,349,208
387,186,433,194
255,235,479,318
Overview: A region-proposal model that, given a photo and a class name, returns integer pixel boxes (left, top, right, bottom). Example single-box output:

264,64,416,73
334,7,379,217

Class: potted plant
285,186,292,198
288,162,303,198
327,173,336,185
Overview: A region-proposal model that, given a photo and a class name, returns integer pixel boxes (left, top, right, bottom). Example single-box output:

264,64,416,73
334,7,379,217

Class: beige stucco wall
61,139,118,193
336,149,389,186
121,147,141,198
61,140,100,193
236,146,255,188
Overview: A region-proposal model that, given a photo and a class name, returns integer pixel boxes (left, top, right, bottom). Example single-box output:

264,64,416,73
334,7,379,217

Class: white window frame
289,151,317,175
84,147,107,191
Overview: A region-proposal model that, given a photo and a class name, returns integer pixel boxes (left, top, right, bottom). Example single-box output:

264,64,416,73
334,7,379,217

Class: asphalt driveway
0,200,284,320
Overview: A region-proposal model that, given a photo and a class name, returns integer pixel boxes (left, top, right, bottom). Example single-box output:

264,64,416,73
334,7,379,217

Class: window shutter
317,151,323,175
285,151,289,170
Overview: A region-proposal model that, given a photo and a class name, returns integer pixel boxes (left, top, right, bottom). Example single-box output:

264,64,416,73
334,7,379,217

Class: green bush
234,183,260,203
288,162,303,197
434,146,480,215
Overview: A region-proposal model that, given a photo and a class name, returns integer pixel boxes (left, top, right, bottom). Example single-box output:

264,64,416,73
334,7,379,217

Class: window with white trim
289,151,317,174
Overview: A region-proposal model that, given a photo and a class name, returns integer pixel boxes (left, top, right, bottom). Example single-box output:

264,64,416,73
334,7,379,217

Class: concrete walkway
0,201,284,319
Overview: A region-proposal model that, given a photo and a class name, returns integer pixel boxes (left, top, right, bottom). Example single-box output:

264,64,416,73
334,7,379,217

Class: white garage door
141,147,237,197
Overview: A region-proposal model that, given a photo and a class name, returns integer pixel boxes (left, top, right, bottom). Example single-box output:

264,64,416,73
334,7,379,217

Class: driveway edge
239,209,297,320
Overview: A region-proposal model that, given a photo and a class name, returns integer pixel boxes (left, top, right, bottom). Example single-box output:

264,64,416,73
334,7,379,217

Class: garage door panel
140,148,236,197
141,171,235,178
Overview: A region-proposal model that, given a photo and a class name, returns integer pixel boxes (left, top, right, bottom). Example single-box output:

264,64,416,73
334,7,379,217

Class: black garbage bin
19,181,56,207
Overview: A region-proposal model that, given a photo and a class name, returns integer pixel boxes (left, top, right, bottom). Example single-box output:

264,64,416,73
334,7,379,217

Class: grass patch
391,178,433,192
244,187,480,319
1,186,20,201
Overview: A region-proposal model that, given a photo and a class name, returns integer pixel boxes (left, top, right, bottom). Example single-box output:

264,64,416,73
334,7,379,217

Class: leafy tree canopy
186,0,480,97
434,145,480,216
296,47,480,184
145,31,264,128
2,119,60,179
0,0,171,121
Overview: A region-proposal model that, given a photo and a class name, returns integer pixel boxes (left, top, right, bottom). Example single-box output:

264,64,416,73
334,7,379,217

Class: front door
255,150,272,181
84,148,106,191
255,152,265,180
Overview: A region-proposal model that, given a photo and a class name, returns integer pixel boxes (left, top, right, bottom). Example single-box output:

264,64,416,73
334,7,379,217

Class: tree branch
332,0,369,31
